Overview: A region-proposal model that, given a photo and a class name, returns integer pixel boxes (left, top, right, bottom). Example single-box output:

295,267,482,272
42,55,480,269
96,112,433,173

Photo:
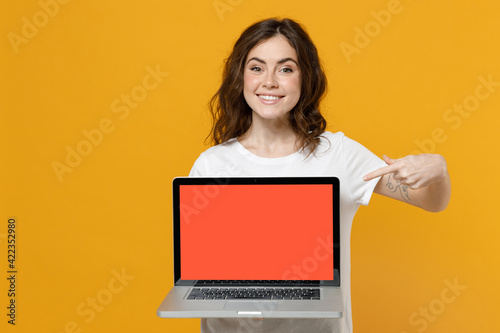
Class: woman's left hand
363,154,448,189
364,154,451,212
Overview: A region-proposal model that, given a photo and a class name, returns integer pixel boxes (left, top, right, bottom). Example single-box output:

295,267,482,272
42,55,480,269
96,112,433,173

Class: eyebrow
246,57,298,66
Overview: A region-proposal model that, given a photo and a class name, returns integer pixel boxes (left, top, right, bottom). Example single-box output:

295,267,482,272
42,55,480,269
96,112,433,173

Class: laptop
157,177,343,318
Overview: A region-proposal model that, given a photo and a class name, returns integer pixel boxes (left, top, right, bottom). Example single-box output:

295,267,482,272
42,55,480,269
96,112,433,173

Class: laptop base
157,286,343,318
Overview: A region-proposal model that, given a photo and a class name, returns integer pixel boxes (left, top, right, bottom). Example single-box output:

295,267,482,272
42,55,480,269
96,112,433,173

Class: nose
262,71,278,88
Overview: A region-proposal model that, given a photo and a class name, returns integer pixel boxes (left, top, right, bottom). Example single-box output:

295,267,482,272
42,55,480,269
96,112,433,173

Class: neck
238,112,299,158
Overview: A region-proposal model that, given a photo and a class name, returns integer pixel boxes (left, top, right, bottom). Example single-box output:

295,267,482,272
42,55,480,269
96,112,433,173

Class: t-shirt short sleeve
189,153,208,177
340,134,387,206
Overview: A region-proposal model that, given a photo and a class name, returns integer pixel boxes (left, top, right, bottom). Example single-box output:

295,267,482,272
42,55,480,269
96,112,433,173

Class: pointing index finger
363,163,397,181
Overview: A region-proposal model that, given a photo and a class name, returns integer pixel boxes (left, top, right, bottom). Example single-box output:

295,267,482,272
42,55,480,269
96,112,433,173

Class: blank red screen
180,184,334,280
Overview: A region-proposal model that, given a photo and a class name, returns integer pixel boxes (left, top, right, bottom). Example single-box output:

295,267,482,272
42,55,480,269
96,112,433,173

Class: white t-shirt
189,131,387,333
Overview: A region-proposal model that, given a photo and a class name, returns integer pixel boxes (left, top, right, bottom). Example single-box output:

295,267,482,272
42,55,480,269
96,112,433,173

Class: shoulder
319,131,372,153
314,131,382,166
319,131,345,144
313,131,346,155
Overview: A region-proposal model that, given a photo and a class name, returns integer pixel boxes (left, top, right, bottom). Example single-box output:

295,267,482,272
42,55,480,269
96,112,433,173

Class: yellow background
1,0,499,332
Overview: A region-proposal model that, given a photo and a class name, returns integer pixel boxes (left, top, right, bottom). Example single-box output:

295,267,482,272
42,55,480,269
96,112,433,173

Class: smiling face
243,35,301,123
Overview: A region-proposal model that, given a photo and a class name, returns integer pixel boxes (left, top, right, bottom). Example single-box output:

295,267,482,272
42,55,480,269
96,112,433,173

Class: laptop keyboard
187,287,321,300
195,280,320,287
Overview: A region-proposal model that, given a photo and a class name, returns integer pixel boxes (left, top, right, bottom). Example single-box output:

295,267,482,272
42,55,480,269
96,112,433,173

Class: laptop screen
173,177,340,284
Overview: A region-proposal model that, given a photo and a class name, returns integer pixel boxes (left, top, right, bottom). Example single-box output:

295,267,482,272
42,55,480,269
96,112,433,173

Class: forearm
369,154,451,212
412,169,451,212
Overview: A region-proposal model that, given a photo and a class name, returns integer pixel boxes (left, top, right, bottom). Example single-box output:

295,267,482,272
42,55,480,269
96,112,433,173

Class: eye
280,67,293,73
250,66,262,72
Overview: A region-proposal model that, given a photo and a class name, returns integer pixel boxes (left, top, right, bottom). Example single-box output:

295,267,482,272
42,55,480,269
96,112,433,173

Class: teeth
259,95,280,101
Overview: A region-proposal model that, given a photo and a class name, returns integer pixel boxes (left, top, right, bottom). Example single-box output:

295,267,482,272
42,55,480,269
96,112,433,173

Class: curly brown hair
207,18,327,154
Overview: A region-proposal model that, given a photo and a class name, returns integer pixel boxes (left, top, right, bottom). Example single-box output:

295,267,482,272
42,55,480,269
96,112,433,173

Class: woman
189,18,451,333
